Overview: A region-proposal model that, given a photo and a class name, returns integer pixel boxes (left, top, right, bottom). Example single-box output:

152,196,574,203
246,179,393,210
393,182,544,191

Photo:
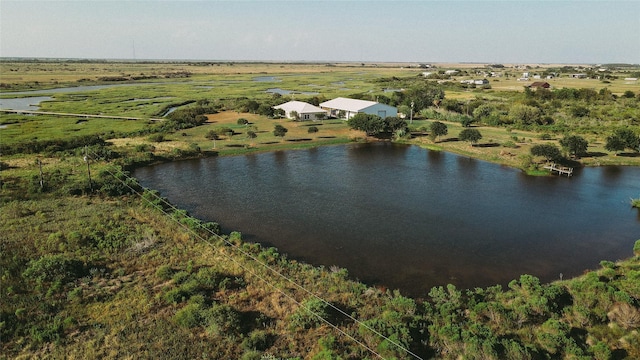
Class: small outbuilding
273,101,328,121
319,97,397,120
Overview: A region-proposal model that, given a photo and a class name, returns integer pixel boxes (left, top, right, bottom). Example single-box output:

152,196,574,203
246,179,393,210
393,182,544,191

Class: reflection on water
134,143,640,298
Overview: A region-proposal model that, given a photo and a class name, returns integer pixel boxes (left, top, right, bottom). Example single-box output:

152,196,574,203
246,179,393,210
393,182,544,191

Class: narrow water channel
133,143,640,297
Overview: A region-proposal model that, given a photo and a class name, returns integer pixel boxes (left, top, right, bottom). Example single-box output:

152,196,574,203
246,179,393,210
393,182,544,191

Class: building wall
360,103,398,119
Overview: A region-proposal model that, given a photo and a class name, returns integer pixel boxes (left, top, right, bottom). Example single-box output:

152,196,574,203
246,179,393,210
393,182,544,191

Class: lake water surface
133,143,640,297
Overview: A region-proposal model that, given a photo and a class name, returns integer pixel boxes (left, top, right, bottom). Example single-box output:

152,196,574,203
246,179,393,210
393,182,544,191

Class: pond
145,143,640,296
0,96,53,111
133,143,640,298
0,83,158,111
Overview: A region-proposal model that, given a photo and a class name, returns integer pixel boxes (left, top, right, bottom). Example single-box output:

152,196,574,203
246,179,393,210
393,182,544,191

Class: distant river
133,143,640,298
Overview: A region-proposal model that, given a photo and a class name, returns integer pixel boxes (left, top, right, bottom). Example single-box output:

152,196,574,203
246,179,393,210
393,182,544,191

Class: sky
1,0,639,64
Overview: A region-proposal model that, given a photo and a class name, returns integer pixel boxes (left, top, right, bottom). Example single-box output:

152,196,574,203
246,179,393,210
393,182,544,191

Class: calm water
0,84,156,111
133,143,640,297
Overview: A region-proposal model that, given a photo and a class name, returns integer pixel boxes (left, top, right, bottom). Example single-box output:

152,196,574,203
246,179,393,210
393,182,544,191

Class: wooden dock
543,163,574,177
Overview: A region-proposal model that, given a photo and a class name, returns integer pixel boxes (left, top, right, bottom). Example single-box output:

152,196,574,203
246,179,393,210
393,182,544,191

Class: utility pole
37,158,44,190
84,146,93,193
410,101,414,124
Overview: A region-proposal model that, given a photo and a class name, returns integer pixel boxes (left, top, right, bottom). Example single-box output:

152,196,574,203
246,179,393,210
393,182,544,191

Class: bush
156,265,174,280
174,303,205,328
289,298,330,329
237,118,249,125
147,133,166,143
502,140,518,148
205,303,242,336
308,126,319,133
23,254,86,285
242,330,271,351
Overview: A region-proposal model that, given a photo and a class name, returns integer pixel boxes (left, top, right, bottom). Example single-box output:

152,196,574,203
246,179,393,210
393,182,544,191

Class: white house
319,97,397,120
273,100,328,121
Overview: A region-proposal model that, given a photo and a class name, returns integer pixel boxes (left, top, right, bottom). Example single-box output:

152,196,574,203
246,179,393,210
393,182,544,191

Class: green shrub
634,239,640,256
289,298,330,329
502,140,518,148
205,303,242,336
147,133,166,143
237,118,249,125
163,288,190,304
308,126,319,133
67,287,83,301
174,303,205,328
172,270,191,284
23,254,86,285
241,330,271,351
195,267,222,289
29,316,64,344
135,143,155,152
156,265,174,280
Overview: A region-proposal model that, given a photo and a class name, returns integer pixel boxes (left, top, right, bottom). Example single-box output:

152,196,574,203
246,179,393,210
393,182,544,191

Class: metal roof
273,100,326,114
319,97,379,112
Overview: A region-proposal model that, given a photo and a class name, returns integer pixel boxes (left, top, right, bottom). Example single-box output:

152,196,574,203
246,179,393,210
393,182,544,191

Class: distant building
571,73,588,79
445,70,459,75
319,97,397,120
528,82,551,89
460,79,489,86
273,101,328,121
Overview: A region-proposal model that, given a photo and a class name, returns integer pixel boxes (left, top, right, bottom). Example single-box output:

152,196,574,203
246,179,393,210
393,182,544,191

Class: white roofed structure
273,100,328,121
319,97,397,119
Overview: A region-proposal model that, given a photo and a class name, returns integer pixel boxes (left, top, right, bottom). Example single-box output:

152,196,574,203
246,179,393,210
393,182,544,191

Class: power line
90,151,423,360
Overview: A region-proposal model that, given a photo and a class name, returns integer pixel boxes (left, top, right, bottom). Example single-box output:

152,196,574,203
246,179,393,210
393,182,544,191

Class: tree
307,126,319,134
605,134,626,154
560,135,588,158
205,130,220,149
256,103,274,117
290,111,300,121
401,83,445,110
347,113,385,136
429,121,448,142
609,128,640,153
273,124,288,140
397,104,411,119
508,104,542,125
384,116,408,134
273,108,285,118
459,128,482,145
246,130,257,140
472,104,494,123
531,144,562,161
